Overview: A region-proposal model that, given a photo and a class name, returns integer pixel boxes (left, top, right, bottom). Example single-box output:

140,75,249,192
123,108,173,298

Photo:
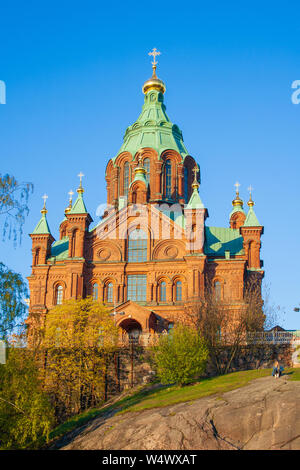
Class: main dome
114,70,189,161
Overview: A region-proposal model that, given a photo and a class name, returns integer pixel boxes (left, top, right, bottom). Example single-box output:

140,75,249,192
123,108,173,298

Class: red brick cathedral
27,52,264,342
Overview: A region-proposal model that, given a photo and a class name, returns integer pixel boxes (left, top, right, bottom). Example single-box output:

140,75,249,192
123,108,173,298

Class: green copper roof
32,213,51,235
244,206,261,227
115,89,189,160
49,237,69,260
69,192,88,214
130,169,148,187
204,226,244,256
186,187,205,209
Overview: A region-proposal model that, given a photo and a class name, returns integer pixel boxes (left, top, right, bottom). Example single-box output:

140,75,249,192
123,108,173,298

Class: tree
0,173,33,244
40,297,119,420
181,276,265,375
152,324,209,386
0,262,28,340
0,344,55,449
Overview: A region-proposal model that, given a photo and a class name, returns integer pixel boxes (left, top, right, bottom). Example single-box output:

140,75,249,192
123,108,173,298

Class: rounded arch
212,276,225,301
152,239,186,260
52,280,67,305
160,149,182,164
92,240,122,262
114,151,133,168
33,246,41,266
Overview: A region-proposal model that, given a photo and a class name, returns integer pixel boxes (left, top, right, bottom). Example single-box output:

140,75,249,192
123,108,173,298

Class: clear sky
1,1,299,329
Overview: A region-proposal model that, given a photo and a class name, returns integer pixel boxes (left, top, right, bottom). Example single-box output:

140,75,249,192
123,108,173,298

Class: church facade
27,53,264,342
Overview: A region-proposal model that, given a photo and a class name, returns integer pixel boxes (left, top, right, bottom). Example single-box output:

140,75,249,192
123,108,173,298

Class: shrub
152,325,209,386
0,347,55,449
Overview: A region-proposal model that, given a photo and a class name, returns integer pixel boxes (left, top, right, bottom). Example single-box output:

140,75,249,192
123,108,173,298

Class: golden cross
192,164,199,180
68,189,74,202
78,172,84,184
148,48,161,66
248,185,253,196
42,194,48,207
234,181,240,194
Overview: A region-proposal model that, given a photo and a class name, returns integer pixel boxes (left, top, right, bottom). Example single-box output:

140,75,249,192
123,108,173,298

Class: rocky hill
54,375,300,450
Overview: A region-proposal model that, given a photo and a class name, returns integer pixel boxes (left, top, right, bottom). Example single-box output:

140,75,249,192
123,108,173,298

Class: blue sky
1,1,300,328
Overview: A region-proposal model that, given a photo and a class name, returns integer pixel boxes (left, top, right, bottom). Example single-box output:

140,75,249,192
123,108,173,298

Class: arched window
184,167,189,202
124,162,130,197
56,285,63,305
92,283,98,300
128,229,147,262
106,283,113,303
175,281,182,301
144,158,150,183
71,230,77,257
165,160,172,198
160,281,166,302
214,281,221,301
34,248,40,266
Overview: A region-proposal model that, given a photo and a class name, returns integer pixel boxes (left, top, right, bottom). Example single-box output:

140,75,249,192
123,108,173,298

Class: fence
119,330,296,347
246,331,294,344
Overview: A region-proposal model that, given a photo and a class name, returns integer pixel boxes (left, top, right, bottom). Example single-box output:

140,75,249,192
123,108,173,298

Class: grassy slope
50,368,299,442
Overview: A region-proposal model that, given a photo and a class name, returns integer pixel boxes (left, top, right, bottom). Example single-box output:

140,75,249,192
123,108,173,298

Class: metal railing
246,331,294,344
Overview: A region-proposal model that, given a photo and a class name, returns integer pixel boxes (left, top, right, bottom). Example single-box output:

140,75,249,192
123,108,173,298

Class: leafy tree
40,297,118,420
0,173,33,244
152,324,209,386
0,345,55,449
181,276,268,375
0,262,28,340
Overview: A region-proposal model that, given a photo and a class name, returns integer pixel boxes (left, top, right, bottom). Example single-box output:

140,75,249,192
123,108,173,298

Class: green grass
49,368,300,442
287,368,300,381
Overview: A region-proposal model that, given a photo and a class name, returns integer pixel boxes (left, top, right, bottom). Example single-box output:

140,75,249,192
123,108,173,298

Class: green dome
114,89,189,161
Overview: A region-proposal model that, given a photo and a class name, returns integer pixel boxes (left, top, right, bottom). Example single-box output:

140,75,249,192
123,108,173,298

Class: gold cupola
142,48,166,95
247,185,255,207
232,181,244,208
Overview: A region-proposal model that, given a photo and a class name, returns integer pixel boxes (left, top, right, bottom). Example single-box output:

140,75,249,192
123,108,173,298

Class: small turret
128,156,148,204
30,195,54,266
229,182,246,229
59,190,74,239
65,173,92,258
240,186,263,270
185,164,207,253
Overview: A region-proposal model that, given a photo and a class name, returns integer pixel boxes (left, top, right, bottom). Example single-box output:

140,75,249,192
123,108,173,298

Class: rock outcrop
55,376,300,450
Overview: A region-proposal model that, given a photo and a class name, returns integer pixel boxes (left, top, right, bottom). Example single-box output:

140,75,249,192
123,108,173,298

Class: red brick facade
27,72,264,342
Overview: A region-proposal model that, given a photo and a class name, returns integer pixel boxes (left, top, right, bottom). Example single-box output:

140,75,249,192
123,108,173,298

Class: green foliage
0,173,33,244
152,325,209,386
0,262,28,340
0,347,55,449
40,297,119,420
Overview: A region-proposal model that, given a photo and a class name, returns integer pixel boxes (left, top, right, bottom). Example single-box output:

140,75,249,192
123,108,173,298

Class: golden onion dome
232,194,243,207
232,182,243,207
142,65,166,94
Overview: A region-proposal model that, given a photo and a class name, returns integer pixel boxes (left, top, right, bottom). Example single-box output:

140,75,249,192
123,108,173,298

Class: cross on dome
148,48,161,66
77,172,85,194
234,181,240,194
41,194,48,214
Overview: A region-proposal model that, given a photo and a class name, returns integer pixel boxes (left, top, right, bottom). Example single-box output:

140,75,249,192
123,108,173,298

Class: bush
152,325,209,386
0,347,55,449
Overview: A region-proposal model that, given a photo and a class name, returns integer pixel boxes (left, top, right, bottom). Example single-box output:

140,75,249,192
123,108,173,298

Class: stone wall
105,343,293,398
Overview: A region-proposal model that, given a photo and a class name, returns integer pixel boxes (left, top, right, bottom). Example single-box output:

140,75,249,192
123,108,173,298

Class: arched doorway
119,318,142,344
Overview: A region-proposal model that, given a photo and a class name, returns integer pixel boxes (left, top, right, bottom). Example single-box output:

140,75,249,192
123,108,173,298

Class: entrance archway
119,318,142,344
